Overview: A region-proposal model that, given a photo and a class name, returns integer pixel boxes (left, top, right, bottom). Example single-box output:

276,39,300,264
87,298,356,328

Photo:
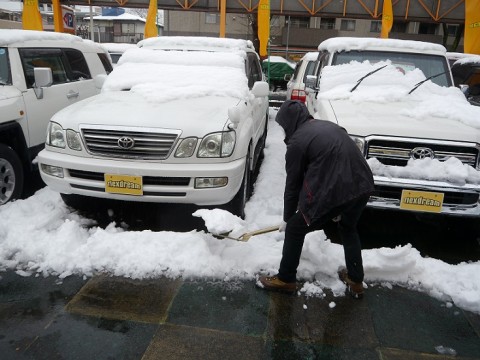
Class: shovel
214,225,281,242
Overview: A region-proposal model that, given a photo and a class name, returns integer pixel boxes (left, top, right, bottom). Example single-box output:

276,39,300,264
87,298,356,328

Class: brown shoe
257,275,297,294
338,268,364,299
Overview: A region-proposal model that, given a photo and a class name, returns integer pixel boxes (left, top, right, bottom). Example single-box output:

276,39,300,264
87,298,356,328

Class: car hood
0,85,22,100
327,99,480,143
52,91,242,137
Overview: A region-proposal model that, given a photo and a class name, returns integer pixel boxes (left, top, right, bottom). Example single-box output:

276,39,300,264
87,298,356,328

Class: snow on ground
0,108,479,314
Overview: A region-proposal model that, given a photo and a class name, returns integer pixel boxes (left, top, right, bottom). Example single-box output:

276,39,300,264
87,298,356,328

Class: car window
247,53,263,89
65,49,92,80
98,52,114,74
0,47,11,85
292,60,303,80
19,48,68,88
302,60,317,83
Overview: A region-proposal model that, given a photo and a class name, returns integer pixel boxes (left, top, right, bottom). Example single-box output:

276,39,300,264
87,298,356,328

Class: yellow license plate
105,174,143,196
400,190,444,213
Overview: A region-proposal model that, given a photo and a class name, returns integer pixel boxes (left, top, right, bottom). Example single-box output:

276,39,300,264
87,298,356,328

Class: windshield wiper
350,64,388,92
408,71,448,94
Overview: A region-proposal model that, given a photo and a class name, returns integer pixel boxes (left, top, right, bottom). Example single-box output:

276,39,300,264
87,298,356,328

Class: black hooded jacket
275,100,375,224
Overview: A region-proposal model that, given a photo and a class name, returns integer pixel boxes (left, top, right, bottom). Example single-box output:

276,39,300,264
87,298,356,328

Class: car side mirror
305,75,318,92
284,74,292,81
251,81,269,97
33,67,53,99
94,74,107,89
459,84,470,97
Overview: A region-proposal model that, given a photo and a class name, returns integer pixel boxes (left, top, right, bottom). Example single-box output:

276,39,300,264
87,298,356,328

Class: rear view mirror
251,81,269,97
305,75,318,92
33,67,53,99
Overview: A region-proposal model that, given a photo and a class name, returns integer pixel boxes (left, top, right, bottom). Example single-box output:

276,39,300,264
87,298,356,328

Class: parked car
450,56,480,107
100,42,138,65
0,29,113,205
38,36,269,218
262,56,295,91
305,37,480,221
285,51,318,103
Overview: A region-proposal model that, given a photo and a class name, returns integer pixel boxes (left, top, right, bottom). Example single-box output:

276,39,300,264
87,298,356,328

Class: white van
0,30,113,205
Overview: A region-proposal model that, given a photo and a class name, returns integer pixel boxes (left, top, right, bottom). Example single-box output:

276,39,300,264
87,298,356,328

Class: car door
19,48,90,149
246,53,268,145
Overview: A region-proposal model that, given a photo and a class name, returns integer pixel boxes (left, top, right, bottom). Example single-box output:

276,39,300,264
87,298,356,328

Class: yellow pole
465,0,480,54
52,0,64,32
380,0,393,39
258,0,270,57
219,0,226,38
22,0,43,31
144,0,158,38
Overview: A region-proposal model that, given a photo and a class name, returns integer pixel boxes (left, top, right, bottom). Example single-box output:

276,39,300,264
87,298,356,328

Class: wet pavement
2,171,480,359
1,267,480,360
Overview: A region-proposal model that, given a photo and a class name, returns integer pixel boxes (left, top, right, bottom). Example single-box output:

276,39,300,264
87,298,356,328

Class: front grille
367,139,478,167
373,185,479,206
68,169,190,186
81,127,181,159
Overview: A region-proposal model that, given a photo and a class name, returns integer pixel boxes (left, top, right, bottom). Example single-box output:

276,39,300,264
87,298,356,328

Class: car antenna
408,71,448,94
350,64,388,92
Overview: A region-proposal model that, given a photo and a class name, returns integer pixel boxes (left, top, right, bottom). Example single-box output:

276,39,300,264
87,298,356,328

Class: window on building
370,21,381,33
319,18,335,30
287,17,310,28
340,20,356,31
391,21,407,33
206,13,219,24
121,23,135,35
447,24,459,36
418,23,438,35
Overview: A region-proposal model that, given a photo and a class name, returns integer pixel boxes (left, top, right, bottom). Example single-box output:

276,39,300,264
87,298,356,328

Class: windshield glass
333,50,452,87
0,47,11,85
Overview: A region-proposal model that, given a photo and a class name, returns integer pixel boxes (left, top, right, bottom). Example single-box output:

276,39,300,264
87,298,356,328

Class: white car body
0,29,112,204
306,37,480,218
38,36,269,217
285,51,318,103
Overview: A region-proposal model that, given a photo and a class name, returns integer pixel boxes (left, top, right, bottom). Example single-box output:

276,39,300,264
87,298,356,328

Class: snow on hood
52,92,240,137
317,61,480,132
102,48,248,102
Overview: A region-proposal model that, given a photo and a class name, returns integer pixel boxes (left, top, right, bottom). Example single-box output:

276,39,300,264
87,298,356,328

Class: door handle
66,91,79,99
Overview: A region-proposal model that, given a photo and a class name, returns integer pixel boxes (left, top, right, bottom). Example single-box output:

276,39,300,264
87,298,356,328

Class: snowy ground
0,108,479,315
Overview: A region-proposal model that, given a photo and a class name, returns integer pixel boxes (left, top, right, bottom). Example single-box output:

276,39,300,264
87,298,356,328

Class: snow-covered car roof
262,55,296,69
101,42,139,54
319,37,447,55
302,51,319,61
138,36,254,52
102,45,249,101
0,29,105,52
453,55,480,66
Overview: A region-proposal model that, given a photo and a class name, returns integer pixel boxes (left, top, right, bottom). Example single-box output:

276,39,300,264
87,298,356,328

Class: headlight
175,137,198,158
350,136,366,155
47,122,65,148
198,131,236,158
66,129,82,151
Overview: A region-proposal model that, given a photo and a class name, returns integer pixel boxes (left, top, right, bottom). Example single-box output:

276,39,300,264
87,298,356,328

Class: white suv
285,51,318,103
306,37,480,219
38,36,269,218
0,30,112,205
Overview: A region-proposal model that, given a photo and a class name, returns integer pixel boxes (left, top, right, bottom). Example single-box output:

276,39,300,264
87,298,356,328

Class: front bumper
38,149,245,206
368,176,480,218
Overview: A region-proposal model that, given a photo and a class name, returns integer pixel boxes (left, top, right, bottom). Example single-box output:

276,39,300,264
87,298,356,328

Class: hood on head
275,100,313,143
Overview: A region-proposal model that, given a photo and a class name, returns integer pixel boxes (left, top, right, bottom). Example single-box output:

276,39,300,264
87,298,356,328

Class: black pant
278,195,369,283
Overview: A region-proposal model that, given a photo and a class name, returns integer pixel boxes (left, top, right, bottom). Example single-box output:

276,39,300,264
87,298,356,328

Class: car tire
0,144,24,205
227,151,251,219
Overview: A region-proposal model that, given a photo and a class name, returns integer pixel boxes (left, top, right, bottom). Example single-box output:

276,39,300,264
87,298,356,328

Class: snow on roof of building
83,13,146,22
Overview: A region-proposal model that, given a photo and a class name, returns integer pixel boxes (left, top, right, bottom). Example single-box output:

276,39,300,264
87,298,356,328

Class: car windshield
333,50,452,87
0,47,11,85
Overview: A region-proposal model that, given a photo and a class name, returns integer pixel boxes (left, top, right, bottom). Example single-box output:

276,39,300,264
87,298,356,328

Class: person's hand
279,220,287,232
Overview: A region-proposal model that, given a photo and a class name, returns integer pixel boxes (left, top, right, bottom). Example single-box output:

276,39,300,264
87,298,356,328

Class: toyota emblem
410,147,435,160
117,136,135,149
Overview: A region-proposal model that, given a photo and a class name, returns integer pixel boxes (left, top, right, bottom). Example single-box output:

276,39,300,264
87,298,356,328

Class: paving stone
167,280,269,336
142,323,267,360
65,275,182,323
379,347,480,360
267,291,378,348
367,285,480,357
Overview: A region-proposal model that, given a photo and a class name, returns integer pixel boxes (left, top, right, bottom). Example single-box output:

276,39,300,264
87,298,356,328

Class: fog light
41,164,64,178
195,177,228,188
